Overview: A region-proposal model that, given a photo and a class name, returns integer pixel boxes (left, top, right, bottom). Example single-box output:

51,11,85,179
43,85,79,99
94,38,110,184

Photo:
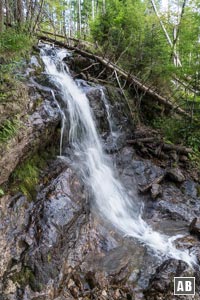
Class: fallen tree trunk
127,138,192,155
161,143,192,154
37,30,95,48
38,35,189,118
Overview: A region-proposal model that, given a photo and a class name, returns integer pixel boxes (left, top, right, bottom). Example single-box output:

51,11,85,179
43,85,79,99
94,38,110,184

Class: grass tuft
0,119,21,142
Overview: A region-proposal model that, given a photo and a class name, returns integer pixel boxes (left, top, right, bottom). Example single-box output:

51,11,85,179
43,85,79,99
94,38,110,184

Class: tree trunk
5,0,11,27
102,0,106,14
32,0,44,33
16,0,24,25
150,0,182,67
77,0,81,36
0,0,3,32
92,0,95,20
172,0,187,65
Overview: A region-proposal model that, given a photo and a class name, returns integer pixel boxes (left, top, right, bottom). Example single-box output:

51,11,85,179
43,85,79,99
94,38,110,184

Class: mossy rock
12,266,42,291
0,80,29,125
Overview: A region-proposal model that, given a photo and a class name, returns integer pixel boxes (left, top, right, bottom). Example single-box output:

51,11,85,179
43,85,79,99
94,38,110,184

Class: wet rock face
0,159,148,300
0,53,61,185
144,259,200,300
86,87,110,133
0,91,60,185
0,193,34,296
85,85,134,137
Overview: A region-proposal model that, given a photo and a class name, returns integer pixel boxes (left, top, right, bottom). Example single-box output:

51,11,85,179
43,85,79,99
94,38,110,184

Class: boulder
167,168,185,183
189,218,200,239
144,259,198,300
151,183,162,199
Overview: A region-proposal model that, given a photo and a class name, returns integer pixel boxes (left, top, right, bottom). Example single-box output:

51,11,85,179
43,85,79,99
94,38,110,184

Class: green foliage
0,119,21,143
12,155,47,201
90,0,174,90
0,188,4,196
0,29,34,60
153,116,200,162
152,117,184,144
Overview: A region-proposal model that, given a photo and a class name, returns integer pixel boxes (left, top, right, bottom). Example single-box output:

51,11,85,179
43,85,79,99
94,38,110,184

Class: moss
11,154,47,201
12,266,42,291
10,145,58,201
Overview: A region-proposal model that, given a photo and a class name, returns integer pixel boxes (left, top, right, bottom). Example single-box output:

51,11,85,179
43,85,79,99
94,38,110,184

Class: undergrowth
0,29,35,86
153,116,200,164
0,29,34,61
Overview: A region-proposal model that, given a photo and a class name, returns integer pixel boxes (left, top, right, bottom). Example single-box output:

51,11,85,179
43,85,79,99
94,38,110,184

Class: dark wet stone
86,87,110,133
189,218,200,239
144,259,199,300
182,180,198,198
167,168,185,183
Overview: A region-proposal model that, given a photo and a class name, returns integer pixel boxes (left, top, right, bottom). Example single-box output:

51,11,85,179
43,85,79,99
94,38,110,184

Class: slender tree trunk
26,0,32,21
17,0,24,25
62,6,66,36
150,0,182,67
92,0,95,20
32,0,44,33
5,0,11,27
102,0,106,14
77,0,81,36
0,0,3,32
172,0,187,64
68,0,72,37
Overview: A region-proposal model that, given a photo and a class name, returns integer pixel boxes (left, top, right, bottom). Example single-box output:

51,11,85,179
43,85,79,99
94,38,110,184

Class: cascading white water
100,88,114,135
100,88,119,143
41,45,196,268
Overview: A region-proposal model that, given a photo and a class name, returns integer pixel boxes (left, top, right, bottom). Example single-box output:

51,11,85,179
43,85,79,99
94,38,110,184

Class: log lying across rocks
126,138,192,155
38,33,190,118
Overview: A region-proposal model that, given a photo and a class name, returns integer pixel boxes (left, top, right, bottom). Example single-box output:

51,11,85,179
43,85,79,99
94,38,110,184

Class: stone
151,183,162,199
144,259,196,300
169,150,178,161
179,155,188,162
189,218,200,239
167,168,185,183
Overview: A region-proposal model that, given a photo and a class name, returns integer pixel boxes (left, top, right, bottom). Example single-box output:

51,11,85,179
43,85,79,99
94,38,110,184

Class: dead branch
81,62,100,72
127,137,156,144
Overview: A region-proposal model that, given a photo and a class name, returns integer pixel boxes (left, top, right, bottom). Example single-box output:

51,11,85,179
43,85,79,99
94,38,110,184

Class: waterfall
40,45,196,268
51,90,66,156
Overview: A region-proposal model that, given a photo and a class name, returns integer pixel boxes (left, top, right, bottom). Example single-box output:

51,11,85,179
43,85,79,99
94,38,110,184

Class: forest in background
0,0,200,160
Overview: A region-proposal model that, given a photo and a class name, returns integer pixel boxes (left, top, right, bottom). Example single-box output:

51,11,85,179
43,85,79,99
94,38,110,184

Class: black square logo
174,277,195,295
